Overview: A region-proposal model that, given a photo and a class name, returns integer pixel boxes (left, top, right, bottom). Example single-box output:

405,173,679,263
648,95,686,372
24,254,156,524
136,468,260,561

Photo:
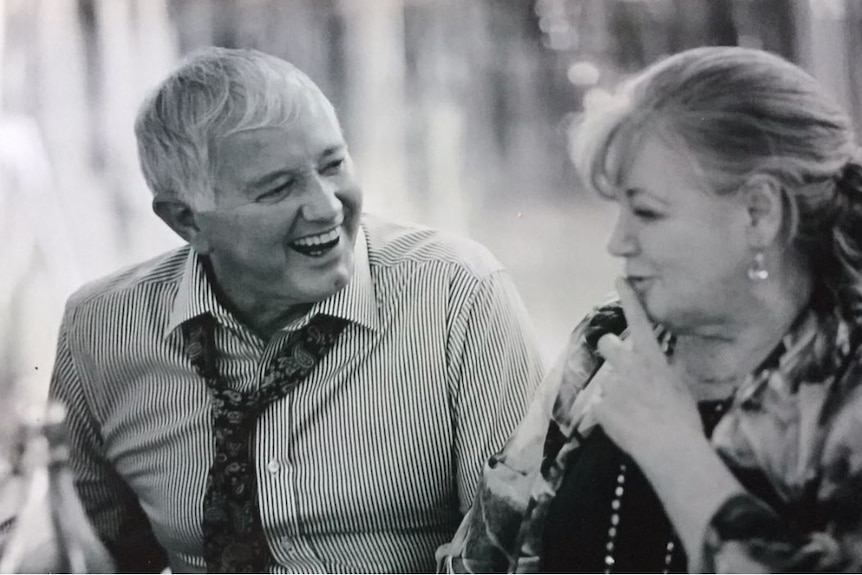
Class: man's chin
298,265,354,303
325,269,353,295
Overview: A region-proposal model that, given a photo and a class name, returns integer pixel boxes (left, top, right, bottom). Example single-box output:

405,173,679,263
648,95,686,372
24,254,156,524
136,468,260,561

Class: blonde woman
439,46,862,573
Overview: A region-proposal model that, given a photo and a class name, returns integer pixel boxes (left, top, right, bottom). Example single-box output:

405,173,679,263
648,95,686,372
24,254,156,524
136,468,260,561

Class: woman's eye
632,208,661,221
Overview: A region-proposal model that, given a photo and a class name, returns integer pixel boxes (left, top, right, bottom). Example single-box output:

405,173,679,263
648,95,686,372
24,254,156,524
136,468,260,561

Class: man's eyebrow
248,168,301,190
246,145,347,190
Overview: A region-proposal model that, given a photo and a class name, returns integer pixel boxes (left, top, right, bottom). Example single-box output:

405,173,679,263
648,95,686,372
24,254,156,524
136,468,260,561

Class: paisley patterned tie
183,313,348,573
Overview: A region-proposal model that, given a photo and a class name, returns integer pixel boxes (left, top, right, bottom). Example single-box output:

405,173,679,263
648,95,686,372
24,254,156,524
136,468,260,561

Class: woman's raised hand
593,277,702,459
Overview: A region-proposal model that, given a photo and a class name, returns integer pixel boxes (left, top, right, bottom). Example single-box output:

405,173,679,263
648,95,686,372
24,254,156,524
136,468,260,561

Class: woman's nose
606,213,637,257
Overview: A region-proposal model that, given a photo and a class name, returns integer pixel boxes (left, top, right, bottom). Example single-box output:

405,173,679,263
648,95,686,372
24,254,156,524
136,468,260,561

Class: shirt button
266,459,281,473
284,542,298,556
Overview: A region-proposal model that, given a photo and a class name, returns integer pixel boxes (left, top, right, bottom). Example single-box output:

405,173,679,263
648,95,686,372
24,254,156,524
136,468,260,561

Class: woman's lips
626,276,653,293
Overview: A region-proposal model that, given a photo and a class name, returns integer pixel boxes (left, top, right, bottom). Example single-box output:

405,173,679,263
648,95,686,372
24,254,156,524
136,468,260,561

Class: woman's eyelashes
624,200,664,221
619,188,667,222
633,207,662,220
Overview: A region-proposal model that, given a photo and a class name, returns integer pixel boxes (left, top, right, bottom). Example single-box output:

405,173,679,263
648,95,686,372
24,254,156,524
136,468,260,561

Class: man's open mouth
289,228,341,257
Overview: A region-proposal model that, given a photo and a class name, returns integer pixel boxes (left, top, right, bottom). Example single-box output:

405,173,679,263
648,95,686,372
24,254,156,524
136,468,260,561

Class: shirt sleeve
702,492,862,572
701,350,862,573
437,346,571,573
445,270,546,515
438,299,625,573
49,305,169,573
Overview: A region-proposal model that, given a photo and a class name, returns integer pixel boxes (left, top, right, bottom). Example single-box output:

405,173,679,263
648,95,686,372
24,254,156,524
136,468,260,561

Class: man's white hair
134,47,336,210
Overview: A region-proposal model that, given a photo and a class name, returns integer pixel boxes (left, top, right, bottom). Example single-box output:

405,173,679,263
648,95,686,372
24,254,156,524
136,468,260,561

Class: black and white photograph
1,0,861,572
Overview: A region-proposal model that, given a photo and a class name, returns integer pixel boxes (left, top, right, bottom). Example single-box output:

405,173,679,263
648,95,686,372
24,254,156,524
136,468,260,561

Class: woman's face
606,135,753,332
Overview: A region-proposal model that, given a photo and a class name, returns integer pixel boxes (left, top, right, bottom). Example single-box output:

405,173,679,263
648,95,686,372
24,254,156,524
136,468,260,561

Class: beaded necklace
601,400,730,573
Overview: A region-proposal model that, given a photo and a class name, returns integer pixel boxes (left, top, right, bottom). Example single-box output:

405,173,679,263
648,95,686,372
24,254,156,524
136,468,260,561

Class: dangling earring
747,251,769,281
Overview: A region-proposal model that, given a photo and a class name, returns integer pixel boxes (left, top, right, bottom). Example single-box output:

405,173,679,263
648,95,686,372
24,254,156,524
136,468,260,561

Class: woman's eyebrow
624,186,670,206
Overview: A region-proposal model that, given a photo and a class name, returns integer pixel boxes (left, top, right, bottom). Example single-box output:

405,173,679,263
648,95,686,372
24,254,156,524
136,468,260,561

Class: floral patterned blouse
437,298,862,573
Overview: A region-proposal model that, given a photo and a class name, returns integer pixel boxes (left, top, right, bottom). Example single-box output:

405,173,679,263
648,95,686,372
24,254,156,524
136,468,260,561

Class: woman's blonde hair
573,46,862,322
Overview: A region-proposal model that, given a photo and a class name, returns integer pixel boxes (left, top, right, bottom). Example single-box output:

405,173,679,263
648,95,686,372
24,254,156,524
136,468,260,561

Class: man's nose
301,176,341,221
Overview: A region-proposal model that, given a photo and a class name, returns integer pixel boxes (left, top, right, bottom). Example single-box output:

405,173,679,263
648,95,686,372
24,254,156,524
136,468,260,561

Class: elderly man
49,47,544,573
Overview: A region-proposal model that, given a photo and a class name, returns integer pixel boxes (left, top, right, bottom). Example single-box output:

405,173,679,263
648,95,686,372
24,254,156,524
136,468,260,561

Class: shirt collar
305,225,380,331
164,247,231,339
164,225,380,339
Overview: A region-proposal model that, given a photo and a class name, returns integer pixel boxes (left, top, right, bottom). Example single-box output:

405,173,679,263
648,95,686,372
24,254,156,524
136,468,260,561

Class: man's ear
152,195,211,254
740,173,784,249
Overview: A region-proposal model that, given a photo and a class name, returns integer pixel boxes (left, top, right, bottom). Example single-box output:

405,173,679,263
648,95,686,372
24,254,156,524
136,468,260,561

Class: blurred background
2,0,861,408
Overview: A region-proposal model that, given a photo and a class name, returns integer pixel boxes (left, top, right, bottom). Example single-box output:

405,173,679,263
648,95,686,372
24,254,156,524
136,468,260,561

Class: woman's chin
640,298,675,328
635,292,662,323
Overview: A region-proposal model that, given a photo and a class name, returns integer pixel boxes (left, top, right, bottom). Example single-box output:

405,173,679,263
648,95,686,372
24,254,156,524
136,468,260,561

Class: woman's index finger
615,277,662,354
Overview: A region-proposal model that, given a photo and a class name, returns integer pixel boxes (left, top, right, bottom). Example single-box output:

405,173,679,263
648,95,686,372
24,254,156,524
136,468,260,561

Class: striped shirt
50,215,545,573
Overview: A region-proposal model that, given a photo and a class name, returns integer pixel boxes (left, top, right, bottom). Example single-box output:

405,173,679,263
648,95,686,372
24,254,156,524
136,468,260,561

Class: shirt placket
254,331,326,571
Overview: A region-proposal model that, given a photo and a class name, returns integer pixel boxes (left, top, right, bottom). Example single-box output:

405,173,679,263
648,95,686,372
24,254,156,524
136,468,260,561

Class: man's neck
202,258,311,342
237,302,313,342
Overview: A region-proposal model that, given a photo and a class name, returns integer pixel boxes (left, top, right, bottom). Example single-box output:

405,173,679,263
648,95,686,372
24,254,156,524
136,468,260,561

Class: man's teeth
289,228,341,256
291,228,340,247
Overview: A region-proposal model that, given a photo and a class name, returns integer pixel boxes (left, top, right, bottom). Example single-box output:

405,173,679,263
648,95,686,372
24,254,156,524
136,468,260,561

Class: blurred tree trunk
0,118,75,404
169,0,343,102
843,0,862,136
729,0,797,59
170,0,215,51
0,1,6,111
338,0,411,221
0,0,180,407
0,1,83,404
751,0,797,59
1,1,90,400
36,0,105,275
795,0,861,134
1,0,38,114
576,0,737,73
403,0,470,232
92,0,179,258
